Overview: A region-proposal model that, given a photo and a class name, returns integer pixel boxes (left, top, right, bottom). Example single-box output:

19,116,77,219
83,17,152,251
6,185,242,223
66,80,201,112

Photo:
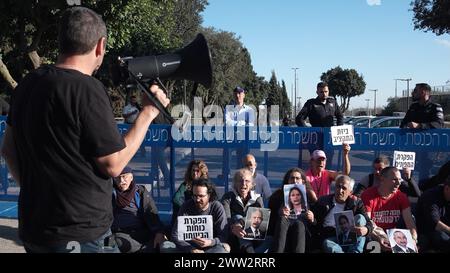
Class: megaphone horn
126,33,213,88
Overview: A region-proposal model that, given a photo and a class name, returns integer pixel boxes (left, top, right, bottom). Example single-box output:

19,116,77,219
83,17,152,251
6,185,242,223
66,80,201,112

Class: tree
175,27,257,108
265,72,291,119
320,66,366,113
0,0,180,93
381,97,403,116
266,71,280,107
411,0,450,35
280,80,291,118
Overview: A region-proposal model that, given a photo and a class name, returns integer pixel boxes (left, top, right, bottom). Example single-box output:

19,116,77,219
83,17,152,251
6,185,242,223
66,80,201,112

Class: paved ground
0,218,25,253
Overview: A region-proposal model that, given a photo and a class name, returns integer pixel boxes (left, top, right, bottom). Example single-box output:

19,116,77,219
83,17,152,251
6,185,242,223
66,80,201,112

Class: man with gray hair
312,175,373,253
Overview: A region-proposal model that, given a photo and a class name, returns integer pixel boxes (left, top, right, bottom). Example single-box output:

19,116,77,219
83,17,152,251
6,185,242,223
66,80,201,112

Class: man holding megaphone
1,7,169,253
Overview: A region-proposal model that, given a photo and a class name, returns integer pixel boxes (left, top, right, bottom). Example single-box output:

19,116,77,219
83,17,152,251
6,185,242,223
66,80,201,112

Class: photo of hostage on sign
387,228,418,253
243,207,271,240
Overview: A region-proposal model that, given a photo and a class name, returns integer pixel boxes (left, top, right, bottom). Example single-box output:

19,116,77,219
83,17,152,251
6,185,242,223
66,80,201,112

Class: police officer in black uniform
295,82,343,169
400,83,444,129
295,82,344,127
400,83,444,185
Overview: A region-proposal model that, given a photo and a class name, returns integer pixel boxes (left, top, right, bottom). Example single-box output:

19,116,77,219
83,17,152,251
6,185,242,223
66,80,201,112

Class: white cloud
367,0,381,6
435,39,450,48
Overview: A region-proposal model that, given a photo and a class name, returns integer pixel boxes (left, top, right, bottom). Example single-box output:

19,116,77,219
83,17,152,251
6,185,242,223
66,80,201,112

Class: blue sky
201,0,450,110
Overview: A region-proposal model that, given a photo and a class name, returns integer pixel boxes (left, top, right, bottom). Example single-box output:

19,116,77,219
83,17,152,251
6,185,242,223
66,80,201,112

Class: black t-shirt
7,65,126,246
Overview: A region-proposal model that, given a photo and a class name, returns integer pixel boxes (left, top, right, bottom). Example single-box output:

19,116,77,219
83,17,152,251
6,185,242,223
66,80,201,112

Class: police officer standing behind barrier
295,82,343,167
400,83,444,184
400,83,444,129
295,82,343,128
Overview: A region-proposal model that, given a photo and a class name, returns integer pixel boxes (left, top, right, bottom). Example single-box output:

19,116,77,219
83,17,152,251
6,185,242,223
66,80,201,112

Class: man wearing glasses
161,178,229,253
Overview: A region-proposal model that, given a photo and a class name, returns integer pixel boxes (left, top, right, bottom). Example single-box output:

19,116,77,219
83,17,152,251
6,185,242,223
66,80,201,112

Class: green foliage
411,0,450,35
0,0,277,120
173,27,258,107
320,66,366,113
381,97,402,116
265,72,291,119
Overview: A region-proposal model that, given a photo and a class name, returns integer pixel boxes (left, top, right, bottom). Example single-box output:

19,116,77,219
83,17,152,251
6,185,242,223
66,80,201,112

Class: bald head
243,154,257,175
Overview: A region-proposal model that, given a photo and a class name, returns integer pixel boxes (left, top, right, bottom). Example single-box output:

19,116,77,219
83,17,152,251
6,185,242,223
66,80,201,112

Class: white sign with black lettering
331,125,355,146
177,215,213,241
393,151,416,170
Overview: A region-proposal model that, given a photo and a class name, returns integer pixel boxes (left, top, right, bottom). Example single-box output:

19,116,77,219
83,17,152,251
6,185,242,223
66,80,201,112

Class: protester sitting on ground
268,168,316,253
220,168,270,253
415,173,450,252
313,175,372,253
161,178,229,253
361,167,418,252
111,166,167,253
419,160,450,192
171,160,208,225
242,154,272,203
305,143,351,198
353,156,421,202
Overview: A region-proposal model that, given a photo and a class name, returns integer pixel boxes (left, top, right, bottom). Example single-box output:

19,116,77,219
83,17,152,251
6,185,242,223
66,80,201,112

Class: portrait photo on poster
334,210,357,246
243,207,271,240
283,184,307,219
387,228,418,253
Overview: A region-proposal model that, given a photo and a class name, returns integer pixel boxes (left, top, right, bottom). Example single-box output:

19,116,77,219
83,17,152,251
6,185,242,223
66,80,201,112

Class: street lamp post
395,78,412,110
365,99,371,116
394,79,398,98
292,67,299,115
369,89,378,115
405,79,411,109
297,97,302,112
291,84,294,118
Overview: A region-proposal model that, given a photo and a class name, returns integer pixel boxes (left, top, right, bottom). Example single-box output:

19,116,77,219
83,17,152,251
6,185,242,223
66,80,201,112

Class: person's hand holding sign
192,237,213,248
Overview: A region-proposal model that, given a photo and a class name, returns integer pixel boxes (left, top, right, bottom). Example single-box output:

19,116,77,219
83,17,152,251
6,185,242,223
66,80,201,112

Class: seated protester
312,175,372,253
221,168,269,253
419,160,450,192
171,160,208,226
415,174,450,252
161,178,229,253
268,168,316,253
353,156,389,197
353,156,421,202
111,166,167,253
242,154,272,203
361,166,418,252
306,143,351,199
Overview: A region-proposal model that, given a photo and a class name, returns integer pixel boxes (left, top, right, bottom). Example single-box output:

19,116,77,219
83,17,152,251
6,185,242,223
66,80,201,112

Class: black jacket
312,194,373,239
295,97,343,127
400,100,444,129
112,185,165,234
